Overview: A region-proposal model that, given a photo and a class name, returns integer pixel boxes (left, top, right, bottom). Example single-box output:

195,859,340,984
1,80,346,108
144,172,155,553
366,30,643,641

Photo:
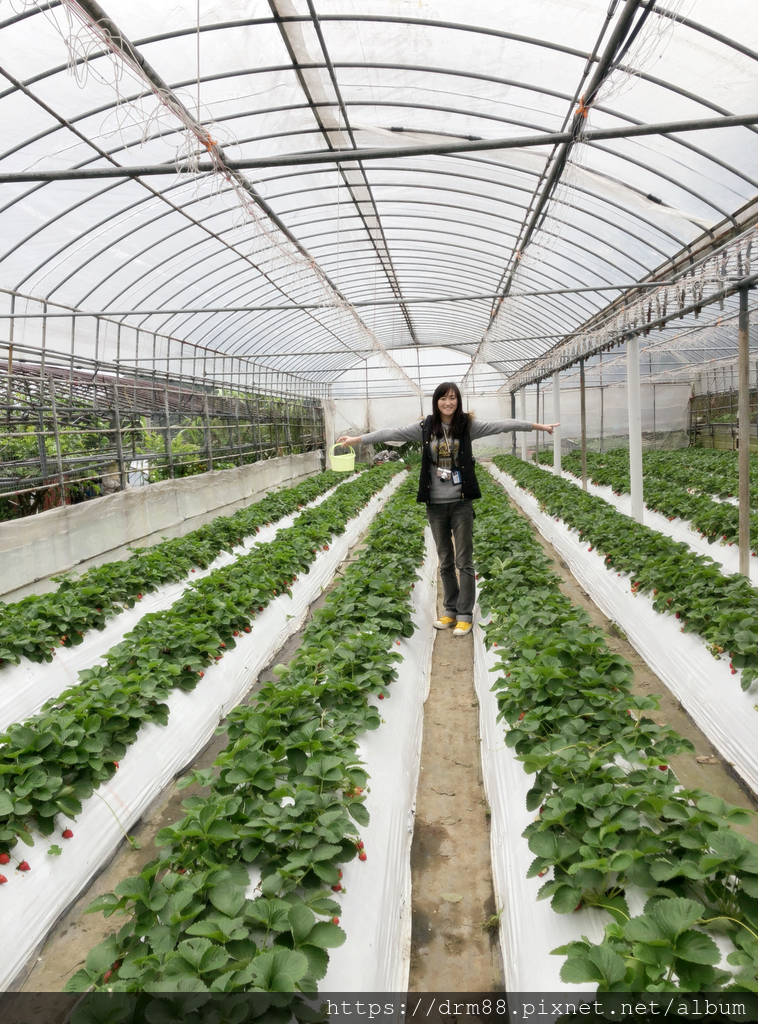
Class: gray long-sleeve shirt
361,417,533,503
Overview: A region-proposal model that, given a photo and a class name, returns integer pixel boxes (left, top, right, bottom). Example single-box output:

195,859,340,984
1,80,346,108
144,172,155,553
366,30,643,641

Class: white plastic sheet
0,477,356,732
2,473,405,991
321,528,436,991
540,463,758,582
473,615,607,992
492,465,758,801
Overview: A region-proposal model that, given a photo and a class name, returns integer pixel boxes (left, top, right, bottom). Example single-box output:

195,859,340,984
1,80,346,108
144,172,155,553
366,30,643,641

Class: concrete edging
0,451,322,601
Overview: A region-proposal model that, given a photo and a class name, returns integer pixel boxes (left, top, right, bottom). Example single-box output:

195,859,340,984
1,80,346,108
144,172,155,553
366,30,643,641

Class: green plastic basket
329,443,356,471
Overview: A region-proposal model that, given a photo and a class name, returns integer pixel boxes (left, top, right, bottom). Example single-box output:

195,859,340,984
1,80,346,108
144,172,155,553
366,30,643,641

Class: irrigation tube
491,465,758,801
0,477,358,732
3,473,405,992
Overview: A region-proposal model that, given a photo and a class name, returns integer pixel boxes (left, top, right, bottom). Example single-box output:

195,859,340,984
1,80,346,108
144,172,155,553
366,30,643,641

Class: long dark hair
430,381,468,437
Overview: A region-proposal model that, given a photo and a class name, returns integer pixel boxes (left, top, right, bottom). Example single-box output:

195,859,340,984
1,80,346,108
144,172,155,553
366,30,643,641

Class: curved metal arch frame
0,1,755,390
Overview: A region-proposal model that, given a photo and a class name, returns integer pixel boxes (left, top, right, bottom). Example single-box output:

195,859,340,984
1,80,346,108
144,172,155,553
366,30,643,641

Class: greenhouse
1,0,758,1012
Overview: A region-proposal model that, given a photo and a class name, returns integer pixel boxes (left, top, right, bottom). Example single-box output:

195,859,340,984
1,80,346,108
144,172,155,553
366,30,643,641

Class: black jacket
417,414,481,504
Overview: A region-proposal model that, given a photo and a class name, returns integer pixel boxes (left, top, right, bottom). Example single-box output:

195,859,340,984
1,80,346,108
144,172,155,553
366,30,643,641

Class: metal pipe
739,286,751,575
510,390,517,456
519,386,527,460
579,357,588,490
2,113,756,182
0,281,700,315
162,385,174,479
552,369,562,476
47,374,67,500
627,335,644,523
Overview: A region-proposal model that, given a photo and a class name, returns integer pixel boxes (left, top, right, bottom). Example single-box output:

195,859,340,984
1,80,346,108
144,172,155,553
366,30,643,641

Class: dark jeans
426,500,476,622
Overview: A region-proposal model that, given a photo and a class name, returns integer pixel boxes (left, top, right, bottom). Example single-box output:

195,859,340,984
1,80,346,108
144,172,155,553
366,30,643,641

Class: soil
8,486,758,1010
408,613,501,992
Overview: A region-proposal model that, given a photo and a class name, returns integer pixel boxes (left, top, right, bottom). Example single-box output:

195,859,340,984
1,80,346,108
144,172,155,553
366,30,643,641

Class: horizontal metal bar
0,279,723,319
509,270,758,389
2,113,756,183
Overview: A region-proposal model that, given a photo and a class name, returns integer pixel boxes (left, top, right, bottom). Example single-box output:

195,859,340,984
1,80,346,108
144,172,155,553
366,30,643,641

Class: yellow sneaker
453,621,473,638
433,615,456,630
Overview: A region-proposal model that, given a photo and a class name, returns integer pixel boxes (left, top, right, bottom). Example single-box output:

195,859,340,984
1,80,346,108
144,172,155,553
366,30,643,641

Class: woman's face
438,389,458,417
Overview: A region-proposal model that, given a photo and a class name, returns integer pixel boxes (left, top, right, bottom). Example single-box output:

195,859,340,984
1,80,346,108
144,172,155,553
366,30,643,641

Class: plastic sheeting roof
0,0,756,396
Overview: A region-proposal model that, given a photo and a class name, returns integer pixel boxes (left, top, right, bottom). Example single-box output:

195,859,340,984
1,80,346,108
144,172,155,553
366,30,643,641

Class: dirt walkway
408,599,501,991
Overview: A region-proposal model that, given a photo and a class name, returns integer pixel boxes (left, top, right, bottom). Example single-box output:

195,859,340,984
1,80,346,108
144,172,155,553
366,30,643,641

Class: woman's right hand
336,435,361,446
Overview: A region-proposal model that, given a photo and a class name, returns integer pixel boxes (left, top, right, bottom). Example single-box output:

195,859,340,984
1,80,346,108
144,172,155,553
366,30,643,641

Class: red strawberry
103,970,113,983
378,694,385,700
658,765,668,771
0,853,9,865
359,852,367,862
332,916,340,924
538,869,548,877
191,569,196,573
18,861,30,872
258,606,264,611
332,883,343,892
396,640,401,645
219,642,226,648
62,829,74,839
338,870,343,878
198,671,204,677
244,626,251,633
0,875,6,884
137,594,142,600
356,840,364,849
113,761,119,769
518,711,525,721
233,631,239,636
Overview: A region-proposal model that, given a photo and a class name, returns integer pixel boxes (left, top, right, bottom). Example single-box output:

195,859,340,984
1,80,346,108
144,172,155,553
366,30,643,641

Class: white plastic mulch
536,461,757,583
2,473,403,992
491,464,758,802
0,478,357,732
320,526,436,991
473,615,607,992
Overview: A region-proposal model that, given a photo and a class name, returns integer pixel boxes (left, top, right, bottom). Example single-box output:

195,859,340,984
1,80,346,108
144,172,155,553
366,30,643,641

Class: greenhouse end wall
0,450,321,602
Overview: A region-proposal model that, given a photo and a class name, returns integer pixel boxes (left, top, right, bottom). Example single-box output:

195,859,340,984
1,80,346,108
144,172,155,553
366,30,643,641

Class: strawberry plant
0,469,355,668
496,454,758,688
476,467,758,992
0,464,401,856
64,476,426,992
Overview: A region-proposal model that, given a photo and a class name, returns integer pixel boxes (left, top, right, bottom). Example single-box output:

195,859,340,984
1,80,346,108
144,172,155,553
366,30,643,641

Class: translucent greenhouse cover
0,0,756,396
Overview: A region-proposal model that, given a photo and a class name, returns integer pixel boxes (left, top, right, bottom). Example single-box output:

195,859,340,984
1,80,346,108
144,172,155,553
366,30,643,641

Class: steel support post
113,382,126,490
627,336,644,523
47,375,66,499
738,286,751,575
510,391,517,456
162,386,174,479
203,392,214,471
519,387,528,460
535,381,540,461
552,370,562,477
579,358,588,490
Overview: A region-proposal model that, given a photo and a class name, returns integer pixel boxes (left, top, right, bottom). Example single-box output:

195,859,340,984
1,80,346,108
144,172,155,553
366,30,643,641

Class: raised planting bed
57,476,433,995
0,466,408,990
0,474,358,733
0,468,355,668
473,467,758,993
538,449,758,553
534,459,758,586
492,458,758,800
